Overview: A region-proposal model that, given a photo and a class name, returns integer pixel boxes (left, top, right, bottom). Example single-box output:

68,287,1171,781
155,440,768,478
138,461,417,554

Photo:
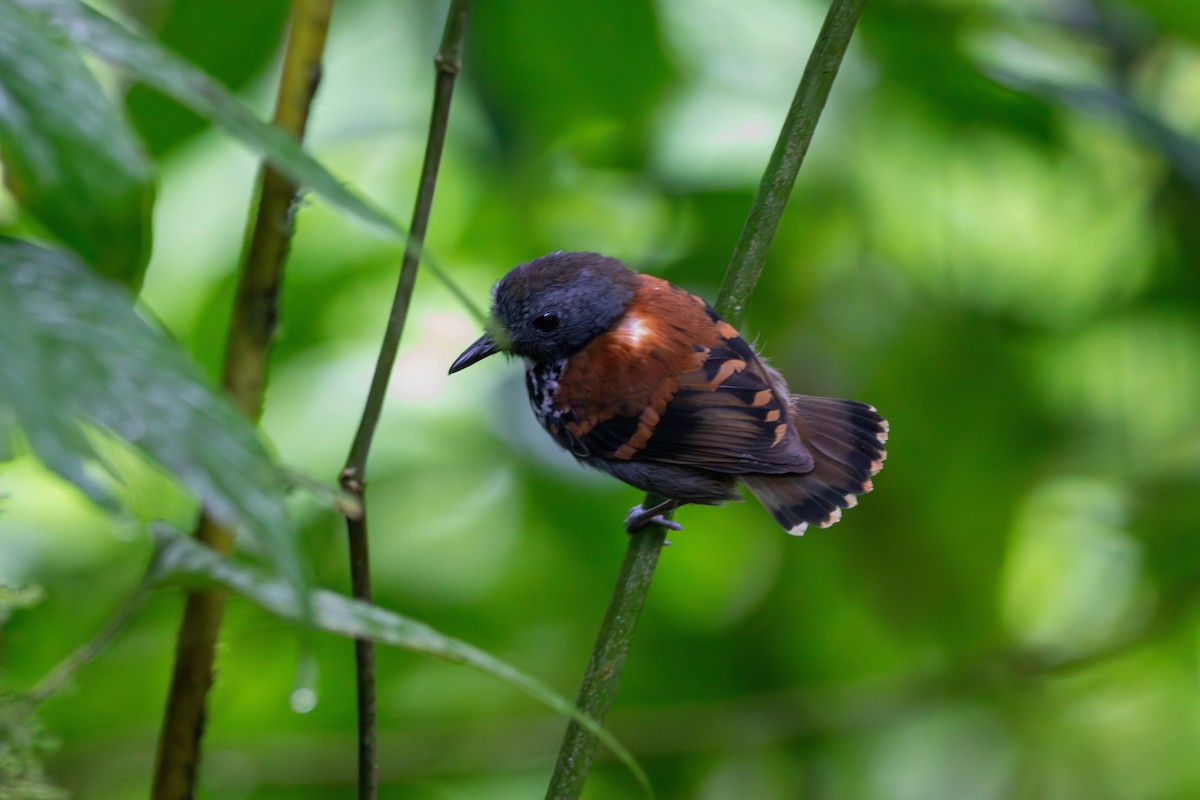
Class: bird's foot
624,501,682,533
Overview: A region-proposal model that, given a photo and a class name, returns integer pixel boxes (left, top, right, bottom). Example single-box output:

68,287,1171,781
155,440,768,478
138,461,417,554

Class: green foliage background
3,0,1200,797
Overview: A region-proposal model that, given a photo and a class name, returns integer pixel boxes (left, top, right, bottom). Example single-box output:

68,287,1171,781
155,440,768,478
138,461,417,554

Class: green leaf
0,693,67,800
1135,0,1200,43
14,0,484,322
0,584,46,628
988,68,1200,191
14,0,397,235
471,0,672,166
124,0,291,156
0,2,154,290
149,528,654,798
860,2,1057,143
0,237,308,615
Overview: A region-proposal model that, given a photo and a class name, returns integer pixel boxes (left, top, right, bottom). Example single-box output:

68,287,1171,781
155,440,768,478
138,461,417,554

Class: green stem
338,2,473,798
716,0,865,328
341,1,471,480
545,1,866,796
547,521,668,799
152,2,334,797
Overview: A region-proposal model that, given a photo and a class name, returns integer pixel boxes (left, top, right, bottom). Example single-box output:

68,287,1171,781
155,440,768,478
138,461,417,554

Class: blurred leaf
0,238,307,613
1037,312,1200,477
1132,0,1200,42
0,694,66,800
0,2,154,290
989,68,1200,191
469,0,672,165
14,0,484,321
861,0,1057,142
1000,477,1142,658
0,584,46,628
14,0,399,236
0,585,45,608
125,0,290,156
149,527,653,799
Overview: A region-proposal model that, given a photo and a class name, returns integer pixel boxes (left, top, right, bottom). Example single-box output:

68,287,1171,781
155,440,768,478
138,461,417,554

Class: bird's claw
643,514,683,532
624,502,683,533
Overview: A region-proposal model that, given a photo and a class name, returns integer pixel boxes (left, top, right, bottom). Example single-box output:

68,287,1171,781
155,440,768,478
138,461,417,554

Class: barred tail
744,395,887,535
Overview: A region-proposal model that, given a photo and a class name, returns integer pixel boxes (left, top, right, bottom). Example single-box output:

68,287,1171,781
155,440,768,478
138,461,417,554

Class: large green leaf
0,238,307,610
0,2,154,289
124,0,291,157
470,0,672,166
13,0,397,235
149,528,652,798
14,0,483,321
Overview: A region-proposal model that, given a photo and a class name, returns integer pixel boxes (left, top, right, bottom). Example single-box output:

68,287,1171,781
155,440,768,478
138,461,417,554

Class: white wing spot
620,315,651,348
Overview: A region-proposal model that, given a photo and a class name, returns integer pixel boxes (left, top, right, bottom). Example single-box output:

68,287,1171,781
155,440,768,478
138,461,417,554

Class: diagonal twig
545,1,867,797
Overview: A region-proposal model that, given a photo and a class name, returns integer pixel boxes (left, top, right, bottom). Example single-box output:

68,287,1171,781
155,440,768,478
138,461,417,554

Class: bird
448,252,887,535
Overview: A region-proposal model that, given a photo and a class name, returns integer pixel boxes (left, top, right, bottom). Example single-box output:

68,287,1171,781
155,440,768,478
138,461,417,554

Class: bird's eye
533,312,560,332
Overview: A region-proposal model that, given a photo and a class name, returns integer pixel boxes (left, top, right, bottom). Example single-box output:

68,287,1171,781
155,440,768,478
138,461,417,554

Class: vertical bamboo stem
151,2,334,796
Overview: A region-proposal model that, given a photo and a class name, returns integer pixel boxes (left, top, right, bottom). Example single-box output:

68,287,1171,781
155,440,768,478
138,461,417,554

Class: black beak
449,332,502,374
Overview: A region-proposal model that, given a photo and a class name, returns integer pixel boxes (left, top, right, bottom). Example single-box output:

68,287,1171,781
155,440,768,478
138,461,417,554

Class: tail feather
744,395,887,535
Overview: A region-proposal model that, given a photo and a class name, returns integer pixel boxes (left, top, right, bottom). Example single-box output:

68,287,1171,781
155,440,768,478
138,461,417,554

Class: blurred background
3,0,1200,796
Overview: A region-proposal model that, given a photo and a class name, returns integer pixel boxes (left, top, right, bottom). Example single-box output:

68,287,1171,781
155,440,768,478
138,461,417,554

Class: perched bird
449,252,887,534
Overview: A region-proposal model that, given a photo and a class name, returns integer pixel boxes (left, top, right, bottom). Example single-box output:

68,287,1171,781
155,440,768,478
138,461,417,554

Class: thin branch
545,1,866,796
151,2,334,797
546,523,667,799
337,2,473,798
341,0,472,481
716,0,865,330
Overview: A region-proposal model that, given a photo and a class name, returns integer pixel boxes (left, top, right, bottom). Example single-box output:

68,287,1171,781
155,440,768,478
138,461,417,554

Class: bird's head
449,252,638,372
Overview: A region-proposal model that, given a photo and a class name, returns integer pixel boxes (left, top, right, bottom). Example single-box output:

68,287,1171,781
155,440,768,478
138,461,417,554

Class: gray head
449,252,639,371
